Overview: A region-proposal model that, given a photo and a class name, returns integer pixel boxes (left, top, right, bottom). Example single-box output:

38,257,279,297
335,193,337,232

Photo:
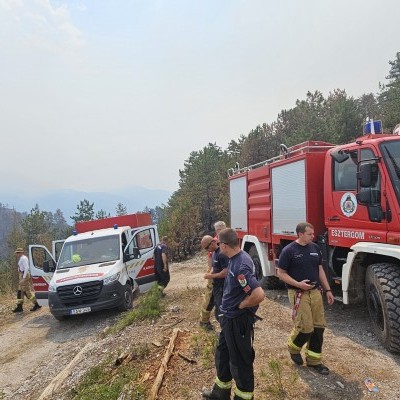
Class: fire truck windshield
381,141,400,203
57,234,120,268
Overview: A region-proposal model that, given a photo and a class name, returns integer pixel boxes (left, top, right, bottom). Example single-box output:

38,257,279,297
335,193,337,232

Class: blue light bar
364,119,382,134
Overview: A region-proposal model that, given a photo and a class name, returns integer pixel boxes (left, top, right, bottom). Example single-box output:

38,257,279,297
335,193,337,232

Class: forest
1,51,399,294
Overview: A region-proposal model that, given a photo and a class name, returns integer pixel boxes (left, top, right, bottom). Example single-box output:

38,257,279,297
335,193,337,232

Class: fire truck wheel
365,263,400,353
119,283,134,311
248,246,267,287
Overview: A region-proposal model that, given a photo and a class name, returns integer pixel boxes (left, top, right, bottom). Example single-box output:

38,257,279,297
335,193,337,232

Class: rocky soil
0,253,400,399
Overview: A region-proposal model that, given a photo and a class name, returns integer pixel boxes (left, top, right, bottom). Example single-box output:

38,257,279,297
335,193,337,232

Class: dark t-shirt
278,241,322,289
154,243,168,268
212,247,229,288
220,250,260,318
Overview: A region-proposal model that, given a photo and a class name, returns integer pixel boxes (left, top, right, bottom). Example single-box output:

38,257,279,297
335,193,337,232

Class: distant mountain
0,186,172,224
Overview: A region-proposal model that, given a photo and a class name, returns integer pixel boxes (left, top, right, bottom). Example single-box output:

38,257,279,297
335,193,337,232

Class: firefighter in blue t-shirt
202,229,265,400
278,222,334,375
153,236,170,292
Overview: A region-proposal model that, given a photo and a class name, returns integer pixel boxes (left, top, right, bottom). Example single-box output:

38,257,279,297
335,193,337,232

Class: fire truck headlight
104,272,120,285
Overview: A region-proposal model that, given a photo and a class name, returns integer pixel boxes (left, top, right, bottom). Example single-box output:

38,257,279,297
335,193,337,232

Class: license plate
70,307,91,315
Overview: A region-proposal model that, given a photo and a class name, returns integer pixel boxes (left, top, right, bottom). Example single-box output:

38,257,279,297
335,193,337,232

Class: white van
29,214,158,320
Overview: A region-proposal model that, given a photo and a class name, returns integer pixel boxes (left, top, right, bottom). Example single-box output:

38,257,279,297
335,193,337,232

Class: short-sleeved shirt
211,247,229,288
154,243,168,268
278,241,322,289
220,250,260,318
18,255,30,278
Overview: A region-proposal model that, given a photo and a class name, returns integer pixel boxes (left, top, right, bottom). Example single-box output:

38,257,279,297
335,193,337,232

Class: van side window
334,151,358,191
137,229,153,249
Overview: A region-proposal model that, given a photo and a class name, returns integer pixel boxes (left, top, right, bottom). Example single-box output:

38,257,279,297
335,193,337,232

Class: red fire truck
228,131,400,352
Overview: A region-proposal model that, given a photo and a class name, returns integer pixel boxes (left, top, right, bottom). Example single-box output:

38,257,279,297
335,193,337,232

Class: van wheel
54,315,67,321
366,263,400,353
119,284,133,311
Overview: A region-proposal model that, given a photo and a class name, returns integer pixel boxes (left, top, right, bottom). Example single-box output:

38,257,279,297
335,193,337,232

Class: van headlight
104,272,120,285
48,283,57,292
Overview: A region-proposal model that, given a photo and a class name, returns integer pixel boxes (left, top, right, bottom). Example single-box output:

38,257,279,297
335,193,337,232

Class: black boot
202,385,231,400
30,302,42,312
12,304,23,313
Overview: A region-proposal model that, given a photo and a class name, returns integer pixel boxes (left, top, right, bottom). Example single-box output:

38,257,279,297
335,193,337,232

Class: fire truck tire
365,263,400,353
248,247,265,285
119,283,134,311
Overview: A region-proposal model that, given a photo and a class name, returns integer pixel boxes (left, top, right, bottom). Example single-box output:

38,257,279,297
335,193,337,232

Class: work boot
307,363,330,375
12,304,23,313
30,302,42,312
200,321,214,331
233,396,254,400
290,352,304,365
202,385,231,400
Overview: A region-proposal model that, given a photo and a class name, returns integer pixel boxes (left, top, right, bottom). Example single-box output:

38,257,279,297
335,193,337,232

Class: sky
0,0,399,195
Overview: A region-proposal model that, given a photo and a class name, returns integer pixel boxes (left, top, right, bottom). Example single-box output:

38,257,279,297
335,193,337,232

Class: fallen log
38,342,94,400
149,328,181,400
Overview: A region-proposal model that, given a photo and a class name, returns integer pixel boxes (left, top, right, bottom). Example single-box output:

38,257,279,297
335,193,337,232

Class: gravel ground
0,253,399,399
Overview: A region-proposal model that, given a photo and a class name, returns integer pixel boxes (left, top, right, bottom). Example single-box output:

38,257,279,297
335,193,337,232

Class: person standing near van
154,236,170,293
12,248,41,313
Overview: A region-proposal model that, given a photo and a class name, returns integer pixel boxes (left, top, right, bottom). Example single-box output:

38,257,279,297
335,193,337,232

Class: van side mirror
43,260,55,273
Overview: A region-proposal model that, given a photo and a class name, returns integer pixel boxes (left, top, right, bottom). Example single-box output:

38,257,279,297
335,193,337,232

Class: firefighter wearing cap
200,235,229,325
199,221,227,331
12,248,41,313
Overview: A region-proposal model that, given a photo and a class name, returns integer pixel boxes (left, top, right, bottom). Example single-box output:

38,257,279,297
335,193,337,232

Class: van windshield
57,235,120,269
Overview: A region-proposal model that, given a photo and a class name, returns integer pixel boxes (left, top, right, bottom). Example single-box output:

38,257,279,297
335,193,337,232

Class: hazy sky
1,0,399,195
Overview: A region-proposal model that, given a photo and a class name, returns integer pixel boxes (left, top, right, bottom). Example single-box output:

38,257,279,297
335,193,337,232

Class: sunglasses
205,240,214,250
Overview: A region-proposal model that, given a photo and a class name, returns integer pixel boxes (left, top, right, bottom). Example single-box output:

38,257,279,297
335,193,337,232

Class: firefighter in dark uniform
202,229,265,400
277,222,334,375
153,236,170,293
200,235,229,323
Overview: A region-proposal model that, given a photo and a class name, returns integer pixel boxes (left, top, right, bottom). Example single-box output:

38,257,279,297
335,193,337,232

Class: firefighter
200,235,228,324
12,248,41,313
199,221,226,330
277,222,334,375
202,228,265,400
154,236,170,293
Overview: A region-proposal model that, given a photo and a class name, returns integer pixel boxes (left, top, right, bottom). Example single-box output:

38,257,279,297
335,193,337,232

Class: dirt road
1,254,400,399
0,301,121,399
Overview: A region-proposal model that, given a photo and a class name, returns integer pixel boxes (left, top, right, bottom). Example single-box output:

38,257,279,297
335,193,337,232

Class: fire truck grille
57,281,103,306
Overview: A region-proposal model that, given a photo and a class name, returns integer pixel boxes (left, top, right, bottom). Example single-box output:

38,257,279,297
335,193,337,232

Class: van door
29,245,56,306
52,240,65,261
125,226,158,292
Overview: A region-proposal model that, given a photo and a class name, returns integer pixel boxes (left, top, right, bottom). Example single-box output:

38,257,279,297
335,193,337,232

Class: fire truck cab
229,130,400,352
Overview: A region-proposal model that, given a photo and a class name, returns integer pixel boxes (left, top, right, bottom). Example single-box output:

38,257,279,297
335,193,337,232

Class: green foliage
21,204,52,247
95,209,110,219
189,330,218,368
71,199,95,223
68,359,146,400
116,202,128,216
158,143,230,259
105,285,163,335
